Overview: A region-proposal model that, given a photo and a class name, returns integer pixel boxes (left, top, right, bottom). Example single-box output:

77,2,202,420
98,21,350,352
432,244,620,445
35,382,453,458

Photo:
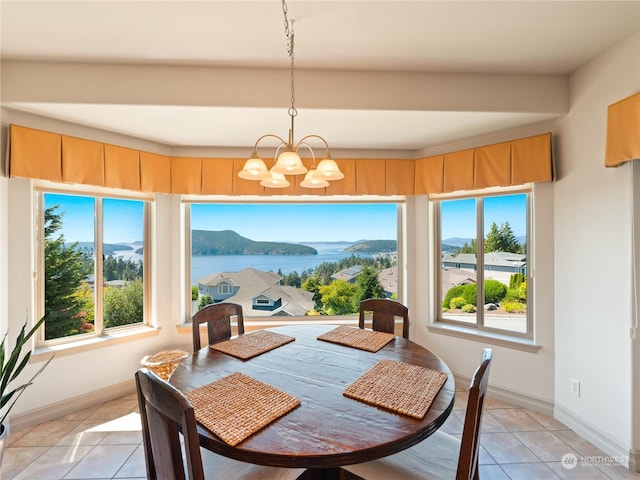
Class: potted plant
0,315,52,464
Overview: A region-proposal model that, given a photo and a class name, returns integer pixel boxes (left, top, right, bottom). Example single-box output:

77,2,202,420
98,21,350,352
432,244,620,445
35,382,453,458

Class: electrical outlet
570,378,581,397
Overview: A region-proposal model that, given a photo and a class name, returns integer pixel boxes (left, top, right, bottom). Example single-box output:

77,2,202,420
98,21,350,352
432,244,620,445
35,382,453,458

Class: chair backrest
456,348,493,480
192,302,245,351
358,298,409,339
135,368,205,480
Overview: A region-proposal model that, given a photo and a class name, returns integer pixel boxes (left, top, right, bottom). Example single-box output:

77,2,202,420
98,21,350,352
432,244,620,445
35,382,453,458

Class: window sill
32,326,161,362
427,323,541,353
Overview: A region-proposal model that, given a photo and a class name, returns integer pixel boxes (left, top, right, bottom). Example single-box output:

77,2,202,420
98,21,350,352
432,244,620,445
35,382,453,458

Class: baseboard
454,374,555,417
555,403,634,470
8,379,135,432
629,448,640,473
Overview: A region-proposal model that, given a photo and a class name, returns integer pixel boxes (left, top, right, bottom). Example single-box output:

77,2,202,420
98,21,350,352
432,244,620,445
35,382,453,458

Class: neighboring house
377,267,397,298
196,267,315,316
441,267,477,296
441,251,526,275
330,265,363,283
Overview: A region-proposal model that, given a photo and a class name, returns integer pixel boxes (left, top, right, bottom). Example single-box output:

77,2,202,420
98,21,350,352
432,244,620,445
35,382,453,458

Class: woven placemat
210,330,295,360
344,359,448,419
317,326,395,352
185,372,300,446
140,349,189,381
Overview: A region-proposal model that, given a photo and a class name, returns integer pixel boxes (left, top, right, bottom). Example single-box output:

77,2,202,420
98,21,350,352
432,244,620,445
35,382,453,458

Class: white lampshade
315,158,344,180
299,169,330,188
271,147,307,175
260,172,290,188
237,156,271,180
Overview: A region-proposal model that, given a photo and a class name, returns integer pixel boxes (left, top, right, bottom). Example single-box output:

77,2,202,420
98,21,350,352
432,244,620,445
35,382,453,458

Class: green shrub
462,280,507,306
191,285,199,301
509,273,526,290
462,304,476,313
198,295,214,310
502,301,526,313
518,281,527,301
450,296,466,309
504,288,519,302
442,285,466,309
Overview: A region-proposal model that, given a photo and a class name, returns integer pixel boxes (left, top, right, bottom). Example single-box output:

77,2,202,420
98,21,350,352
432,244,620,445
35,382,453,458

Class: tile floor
1,388,639,480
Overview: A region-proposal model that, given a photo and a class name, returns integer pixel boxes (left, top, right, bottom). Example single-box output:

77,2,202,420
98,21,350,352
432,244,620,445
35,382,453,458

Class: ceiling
1,1,639,152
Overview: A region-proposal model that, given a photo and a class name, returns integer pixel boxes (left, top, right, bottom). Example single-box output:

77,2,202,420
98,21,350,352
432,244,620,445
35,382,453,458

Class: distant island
69,242,134,255
192,230,318,256
345,240,397,253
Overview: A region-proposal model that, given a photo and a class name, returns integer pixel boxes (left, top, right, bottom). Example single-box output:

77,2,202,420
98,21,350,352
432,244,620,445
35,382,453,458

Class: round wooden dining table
170,324,455,479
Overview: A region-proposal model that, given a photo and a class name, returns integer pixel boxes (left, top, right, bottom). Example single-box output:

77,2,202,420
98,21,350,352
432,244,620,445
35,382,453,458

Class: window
188,202,400,318
218,284,232,294
38,191,149,343
436,191,530,338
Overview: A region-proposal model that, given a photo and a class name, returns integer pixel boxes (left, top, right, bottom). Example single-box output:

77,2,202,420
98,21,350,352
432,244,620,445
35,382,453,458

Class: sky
45,193,525,244
45,194,398,244
440,193,527,239
190,203,398,242
45,193,144,244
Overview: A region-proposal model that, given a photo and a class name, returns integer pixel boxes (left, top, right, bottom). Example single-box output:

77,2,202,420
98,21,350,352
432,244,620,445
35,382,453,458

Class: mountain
191,230,318,256
345,240,397,253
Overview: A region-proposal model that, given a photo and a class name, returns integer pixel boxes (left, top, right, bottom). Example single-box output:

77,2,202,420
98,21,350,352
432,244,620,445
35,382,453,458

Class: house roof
442,252,526,268
377,267,397,295
197,267,314,317
331,265,363,282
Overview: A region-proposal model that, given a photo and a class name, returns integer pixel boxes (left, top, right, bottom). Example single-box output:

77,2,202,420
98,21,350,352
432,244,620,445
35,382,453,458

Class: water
191,242,373,285
113,242,377,285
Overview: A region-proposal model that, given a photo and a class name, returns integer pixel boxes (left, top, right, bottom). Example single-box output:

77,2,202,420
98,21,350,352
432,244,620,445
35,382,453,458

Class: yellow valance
414,133,553,194
7,124,552,196
605,92,640,168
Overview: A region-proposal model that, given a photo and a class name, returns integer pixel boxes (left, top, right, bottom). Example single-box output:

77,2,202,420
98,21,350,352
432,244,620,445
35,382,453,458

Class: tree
357,267,384,301
484,221,521,253
456,238,476,254
44,205,91,339
198,295,214,310
104,279,144,327
302,276,323,310
484,222,503,252
499,221,520,253
319,280,359,315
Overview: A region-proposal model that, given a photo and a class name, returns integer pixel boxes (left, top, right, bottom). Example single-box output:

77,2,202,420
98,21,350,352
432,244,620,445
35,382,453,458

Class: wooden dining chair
358,298,409,339
192,302,245,351
341,348,493,480
135,368,305,480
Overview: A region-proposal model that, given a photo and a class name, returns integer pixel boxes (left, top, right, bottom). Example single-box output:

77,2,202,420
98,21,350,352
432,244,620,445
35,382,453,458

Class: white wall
554,31,640,461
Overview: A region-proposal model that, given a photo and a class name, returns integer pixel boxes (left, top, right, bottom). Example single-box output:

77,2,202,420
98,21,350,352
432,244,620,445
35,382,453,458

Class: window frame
182,196,406,324
432,186,533,341
35,184,153,347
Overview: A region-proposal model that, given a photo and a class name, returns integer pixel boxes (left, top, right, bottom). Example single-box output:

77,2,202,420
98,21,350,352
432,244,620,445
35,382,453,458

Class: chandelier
238,0,344,189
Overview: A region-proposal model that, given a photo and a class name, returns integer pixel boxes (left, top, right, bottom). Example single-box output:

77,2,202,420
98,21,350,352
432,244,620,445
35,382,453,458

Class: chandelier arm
295,134,331,155
296,142,317,165
253,133,288,152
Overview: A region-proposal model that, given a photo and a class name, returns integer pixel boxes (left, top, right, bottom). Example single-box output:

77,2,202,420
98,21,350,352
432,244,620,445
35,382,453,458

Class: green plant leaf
1,316,52,426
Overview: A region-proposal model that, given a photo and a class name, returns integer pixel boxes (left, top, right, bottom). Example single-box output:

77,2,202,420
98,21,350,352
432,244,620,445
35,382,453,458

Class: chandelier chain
282,0,297,120
237,0,342,187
